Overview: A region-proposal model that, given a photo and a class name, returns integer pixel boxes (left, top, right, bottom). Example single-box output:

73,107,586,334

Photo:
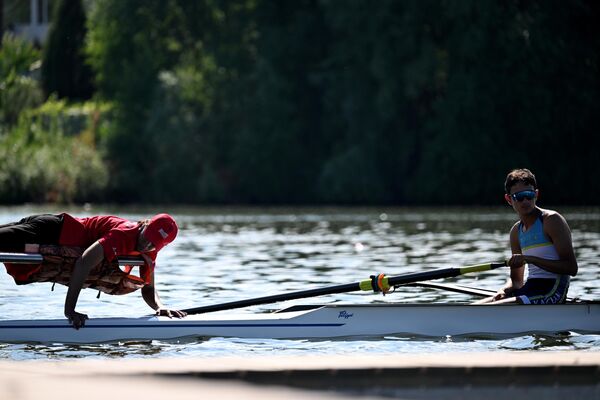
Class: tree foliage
74,0,600,205
0,34,43,128
0,102,109,203
41,0,94,100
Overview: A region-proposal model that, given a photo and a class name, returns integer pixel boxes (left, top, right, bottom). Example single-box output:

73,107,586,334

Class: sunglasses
510,190,536,202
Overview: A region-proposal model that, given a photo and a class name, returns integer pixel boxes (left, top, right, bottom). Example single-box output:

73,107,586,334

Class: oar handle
460,262,507,274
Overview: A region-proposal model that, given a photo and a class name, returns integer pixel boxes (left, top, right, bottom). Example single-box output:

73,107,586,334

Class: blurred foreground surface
1,352,599,400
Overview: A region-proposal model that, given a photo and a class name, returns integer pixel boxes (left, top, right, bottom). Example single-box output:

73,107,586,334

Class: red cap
144,214,178,251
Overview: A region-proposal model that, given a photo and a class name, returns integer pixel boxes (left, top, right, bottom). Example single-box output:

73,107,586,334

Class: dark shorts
0,214,63,252
512,276,570,305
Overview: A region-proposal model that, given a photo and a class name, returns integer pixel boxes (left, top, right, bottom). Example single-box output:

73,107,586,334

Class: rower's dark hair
505,168,537,194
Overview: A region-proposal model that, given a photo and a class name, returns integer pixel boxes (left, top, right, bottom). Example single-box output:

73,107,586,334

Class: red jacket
59,214,156,283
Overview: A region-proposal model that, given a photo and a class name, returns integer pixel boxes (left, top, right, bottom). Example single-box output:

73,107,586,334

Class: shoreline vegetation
1,1,598,206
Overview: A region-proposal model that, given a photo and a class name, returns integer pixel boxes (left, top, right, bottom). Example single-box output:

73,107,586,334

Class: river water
0,205,599,360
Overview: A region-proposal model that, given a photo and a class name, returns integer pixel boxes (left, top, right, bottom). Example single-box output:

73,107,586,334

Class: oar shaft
385,262,506,288
402,282,496,297
183,282,359,314
0,252,145,266
0,253,43,263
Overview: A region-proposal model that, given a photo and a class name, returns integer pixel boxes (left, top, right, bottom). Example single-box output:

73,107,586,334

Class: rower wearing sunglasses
479,168,578,304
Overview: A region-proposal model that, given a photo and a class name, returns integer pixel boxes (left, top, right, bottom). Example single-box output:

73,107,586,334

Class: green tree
317,1,437,204
409,0,600,205
42,0,94,100
81,0,600,205
0,105,108,203
231,0,330,203
0,33,43,128
86,0,257,202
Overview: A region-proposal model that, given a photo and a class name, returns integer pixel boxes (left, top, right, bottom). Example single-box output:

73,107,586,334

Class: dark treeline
3,0,600,205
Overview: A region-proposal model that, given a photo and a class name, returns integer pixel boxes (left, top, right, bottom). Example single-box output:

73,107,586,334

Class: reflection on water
0,205,599,360
498,332,600,351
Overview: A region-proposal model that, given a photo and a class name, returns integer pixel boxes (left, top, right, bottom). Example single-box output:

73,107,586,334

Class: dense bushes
0,34,44,128
0,33,108,204
0,104,109,203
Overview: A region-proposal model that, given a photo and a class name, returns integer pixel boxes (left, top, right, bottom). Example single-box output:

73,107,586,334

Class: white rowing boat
2,253,595,343
0,302,598,344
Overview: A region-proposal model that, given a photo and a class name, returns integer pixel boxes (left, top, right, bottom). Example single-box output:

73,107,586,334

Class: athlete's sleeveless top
518,214,563,279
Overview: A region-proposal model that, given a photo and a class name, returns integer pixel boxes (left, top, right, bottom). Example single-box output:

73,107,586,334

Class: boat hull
0,302,598,344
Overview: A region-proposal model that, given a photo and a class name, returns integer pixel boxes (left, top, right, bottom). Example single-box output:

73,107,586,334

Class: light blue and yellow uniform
513,214,570,304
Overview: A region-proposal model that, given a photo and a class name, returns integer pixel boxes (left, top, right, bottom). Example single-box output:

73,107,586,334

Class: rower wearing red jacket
0,213,187,329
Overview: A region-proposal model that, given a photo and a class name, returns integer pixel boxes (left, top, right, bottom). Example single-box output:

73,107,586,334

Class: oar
0,252,145,266
402,281,580,302
402,282,496,297
182,261,507,315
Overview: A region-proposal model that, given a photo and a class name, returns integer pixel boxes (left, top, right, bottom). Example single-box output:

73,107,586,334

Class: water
1,205,599,360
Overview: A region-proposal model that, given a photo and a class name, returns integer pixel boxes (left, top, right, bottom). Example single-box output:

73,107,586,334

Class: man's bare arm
64,241,105,329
